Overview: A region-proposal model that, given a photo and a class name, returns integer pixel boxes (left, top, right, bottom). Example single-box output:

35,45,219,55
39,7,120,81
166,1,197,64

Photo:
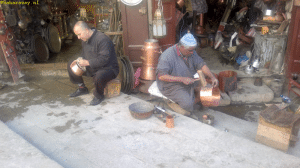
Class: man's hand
181,77,196,85
77,59,90,67
211,77,219,88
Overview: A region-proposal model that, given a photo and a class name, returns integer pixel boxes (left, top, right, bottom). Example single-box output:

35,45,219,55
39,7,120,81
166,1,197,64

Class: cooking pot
70,61,86,76
129,102,154,120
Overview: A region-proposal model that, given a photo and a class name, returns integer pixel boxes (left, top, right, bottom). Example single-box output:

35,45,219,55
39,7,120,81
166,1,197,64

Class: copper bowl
129,102,154,120
70,61,85,76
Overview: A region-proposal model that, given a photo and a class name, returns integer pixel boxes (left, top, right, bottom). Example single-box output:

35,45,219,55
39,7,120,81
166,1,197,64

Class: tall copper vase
195,13,205,35
140,39,162,80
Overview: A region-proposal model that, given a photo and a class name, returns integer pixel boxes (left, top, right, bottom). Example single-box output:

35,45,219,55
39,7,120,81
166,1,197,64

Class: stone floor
1,71,300,168
1,38,300,167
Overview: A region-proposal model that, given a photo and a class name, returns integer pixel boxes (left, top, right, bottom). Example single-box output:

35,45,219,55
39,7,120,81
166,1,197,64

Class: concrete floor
1,38,300,167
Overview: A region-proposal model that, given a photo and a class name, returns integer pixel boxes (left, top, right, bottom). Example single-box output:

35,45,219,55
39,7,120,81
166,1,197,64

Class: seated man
67,21,119,105
156,33,218,115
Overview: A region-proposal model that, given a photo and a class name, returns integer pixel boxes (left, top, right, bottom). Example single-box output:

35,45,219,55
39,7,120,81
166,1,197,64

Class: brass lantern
153,0,166,38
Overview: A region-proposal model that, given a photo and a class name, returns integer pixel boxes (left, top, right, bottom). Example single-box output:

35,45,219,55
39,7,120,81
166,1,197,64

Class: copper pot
70,61,85,76
176,0,185,8
140,39,162,80
200,86,221,107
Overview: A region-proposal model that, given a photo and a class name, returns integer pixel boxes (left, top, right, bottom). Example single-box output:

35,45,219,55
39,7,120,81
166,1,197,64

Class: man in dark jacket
67,21,119,105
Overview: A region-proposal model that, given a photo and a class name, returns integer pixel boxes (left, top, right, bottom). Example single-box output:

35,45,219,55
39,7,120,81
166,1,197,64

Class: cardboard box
256,116,292,152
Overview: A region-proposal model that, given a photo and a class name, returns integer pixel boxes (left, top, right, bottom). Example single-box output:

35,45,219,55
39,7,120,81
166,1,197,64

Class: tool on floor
202,114,214,125
154,106,176,123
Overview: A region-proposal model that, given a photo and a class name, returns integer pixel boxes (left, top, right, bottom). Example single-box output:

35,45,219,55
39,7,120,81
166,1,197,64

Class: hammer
197,70,213,97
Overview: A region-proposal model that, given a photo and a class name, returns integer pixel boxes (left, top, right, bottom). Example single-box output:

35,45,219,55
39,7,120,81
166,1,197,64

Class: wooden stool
104,79,121,98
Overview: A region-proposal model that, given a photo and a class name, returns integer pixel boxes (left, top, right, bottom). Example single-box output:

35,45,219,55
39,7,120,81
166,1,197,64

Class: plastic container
280,95,291,104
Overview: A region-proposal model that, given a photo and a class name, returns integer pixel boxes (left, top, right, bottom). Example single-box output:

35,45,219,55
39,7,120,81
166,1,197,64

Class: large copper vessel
140,39,162,80
195,13,205,35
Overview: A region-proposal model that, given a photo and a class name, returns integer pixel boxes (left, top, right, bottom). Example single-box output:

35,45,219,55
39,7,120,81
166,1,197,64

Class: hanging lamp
153,0,166,38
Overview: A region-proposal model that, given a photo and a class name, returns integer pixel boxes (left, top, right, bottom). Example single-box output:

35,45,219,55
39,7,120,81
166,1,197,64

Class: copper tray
129,102,154,120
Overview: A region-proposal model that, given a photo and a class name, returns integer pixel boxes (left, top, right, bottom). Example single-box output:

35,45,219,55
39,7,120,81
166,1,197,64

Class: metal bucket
140,39,161,80
218,71,237,92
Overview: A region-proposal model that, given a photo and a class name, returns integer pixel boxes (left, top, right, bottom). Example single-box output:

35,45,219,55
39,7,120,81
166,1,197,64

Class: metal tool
154,106,176,123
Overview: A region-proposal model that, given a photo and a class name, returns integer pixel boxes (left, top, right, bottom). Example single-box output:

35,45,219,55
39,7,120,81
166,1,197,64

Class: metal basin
129,102,154,120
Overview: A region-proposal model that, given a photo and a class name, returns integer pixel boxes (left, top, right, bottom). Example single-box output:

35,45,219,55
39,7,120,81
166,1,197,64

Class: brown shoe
166,101,191,116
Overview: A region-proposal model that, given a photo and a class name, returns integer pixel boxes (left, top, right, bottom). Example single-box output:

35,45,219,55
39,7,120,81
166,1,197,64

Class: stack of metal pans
32,34,49,62
45,24,62,53
119,56,134,94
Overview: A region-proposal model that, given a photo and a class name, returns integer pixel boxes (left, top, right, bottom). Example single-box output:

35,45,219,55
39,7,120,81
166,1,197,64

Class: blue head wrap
180,33,197,47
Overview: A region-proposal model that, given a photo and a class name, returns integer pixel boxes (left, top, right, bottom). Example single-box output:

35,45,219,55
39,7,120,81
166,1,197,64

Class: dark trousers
67,60,116,99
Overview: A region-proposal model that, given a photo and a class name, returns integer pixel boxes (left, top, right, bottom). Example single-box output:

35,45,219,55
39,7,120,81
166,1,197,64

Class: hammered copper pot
200,87,221,107
140,39,162,80
70,61,85,76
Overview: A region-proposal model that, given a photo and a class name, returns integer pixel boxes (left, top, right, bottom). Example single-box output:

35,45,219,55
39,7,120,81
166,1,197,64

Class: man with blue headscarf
156,33,218,116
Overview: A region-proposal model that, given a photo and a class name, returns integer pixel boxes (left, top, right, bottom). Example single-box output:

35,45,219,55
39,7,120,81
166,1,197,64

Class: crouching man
67,21,119,105
156,33,218,115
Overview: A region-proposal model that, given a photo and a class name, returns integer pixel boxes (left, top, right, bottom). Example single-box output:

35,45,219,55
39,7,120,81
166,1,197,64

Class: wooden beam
104,31,123,36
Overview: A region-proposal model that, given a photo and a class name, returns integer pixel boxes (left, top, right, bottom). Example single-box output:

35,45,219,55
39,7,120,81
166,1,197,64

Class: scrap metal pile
210,0,292,73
